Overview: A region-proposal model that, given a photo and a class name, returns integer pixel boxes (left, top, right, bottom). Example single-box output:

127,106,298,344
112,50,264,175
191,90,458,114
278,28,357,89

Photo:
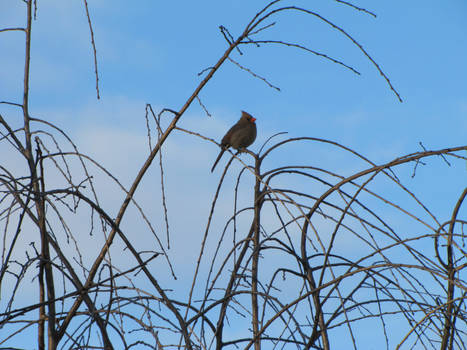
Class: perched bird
211,111,257,172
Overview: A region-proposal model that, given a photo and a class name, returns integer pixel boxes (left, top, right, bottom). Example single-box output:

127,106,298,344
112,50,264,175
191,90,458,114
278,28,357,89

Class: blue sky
1,0,467,348
3,0,467,151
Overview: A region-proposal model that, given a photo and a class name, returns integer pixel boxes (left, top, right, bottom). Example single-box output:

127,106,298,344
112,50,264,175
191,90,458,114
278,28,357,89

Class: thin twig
227,57,281,91
334,0,377,18
243,39,361,75
82,0,100,99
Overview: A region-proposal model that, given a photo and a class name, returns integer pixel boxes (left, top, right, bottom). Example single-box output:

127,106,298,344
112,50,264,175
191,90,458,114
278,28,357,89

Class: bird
211,111,257,172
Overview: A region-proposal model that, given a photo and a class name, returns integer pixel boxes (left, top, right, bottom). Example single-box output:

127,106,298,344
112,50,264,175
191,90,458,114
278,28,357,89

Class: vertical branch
22,1,32,157
155,110,171,249
305,270,330,350
301,212,330,350
23,1,57,348
37,143,57,349
83,0,100,99
300,212,330,350
251,157,262,350
21,2,49,348
440,187,467,350
38,248,45,350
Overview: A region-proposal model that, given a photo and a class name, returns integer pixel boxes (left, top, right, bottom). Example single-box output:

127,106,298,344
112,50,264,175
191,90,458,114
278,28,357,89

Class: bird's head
241,111,256,123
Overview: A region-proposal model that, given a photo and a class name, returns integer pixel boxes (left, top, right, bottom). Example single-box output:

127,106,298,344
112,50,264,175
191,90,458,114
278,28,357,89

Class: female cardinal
211,111,257,172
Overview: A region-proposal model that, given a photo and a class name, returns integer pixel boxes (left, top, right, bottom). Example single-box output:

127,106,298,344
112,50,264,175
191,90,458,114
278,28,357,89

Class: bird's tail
211,149,226,172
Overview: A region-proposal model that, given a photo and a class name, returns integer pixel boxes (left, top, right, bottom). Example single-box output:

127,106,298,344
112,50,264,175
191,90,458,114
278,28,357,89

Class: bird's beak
251,118,256,123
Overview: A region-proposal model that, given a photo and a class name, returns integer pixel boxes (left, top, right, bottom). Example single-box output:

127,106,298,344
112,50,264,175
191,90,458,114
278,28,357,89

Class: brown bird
211,111,257,172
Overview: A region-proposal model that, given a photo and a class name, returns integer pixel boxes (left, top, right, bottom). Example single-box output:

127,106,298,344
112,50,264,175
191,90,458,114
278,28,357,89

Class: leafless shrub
0,1,465,350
